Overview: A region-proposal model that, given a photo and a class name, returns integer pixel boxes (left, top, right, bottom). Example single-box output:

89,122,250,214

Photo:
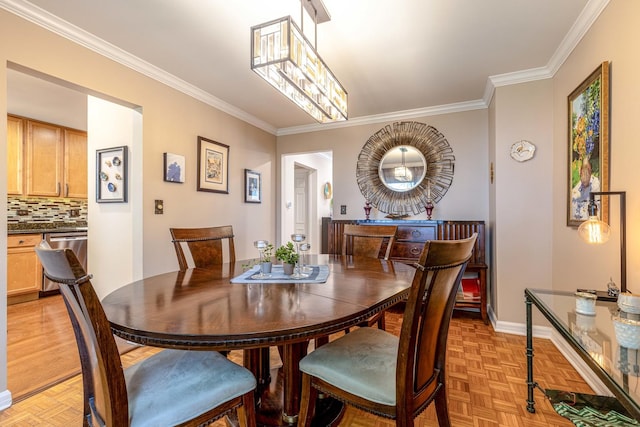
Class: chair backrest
341,224,398,260
170,225,236,270
35,246,128,426
396,234,477,417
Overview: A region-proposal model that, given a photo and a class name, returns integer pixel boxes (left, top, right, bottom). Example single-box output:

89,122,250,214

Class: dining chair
342,224,398,330
298,234,477,427
170,225,236,270
35,245,257,427
341,223,398,261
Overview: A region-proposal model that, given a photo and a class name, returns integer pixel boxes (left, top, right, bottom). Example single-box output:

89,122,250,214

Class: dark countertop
8,222,88,235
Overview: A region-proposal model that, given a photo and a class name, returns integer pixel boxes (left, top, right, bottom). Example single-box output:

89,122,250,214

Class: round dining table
101,254,415,426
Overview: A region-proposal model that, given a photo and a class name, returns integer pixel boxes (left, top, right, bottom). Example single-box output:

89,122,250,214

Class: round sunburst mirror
356,121,455,217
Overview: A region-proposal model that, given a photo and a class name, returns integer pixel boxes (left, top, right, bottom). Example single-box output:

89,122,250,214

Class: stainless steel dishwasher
41,231,88,296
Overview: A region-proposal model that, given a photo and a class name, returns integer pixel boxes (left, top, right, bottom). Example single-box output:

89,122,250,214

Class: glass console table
525,288,640,419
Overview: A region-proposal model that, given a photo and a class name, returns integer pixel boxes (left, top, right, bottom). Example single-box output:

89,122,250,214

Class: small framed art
96,146,128,203
163,152,185,183
245,169,261,203
197,136,229,194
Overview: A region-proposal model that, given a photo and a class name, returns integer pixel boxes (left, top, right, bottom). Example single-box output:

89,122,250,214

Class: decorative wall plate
510,140,536,162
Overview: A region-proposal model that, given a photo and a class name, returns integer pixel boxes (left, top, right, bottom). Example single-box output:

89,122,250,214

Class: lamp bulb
578,216,611,244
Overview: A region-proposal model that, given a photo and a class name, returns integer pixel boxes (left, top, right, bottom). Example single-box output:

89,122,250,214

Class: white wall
280,152,332,249
87,96,143,298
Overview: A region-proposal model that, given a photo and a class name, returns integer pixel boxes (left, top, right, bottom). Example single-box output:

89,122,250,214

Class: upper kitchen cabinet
63,129,88,199
26,120,62,197
7,115,24,195
19,117,87,199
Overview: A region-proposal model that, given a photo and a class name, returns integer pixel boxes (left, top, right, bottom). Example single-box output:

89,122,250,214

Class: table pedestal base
227,365,344,427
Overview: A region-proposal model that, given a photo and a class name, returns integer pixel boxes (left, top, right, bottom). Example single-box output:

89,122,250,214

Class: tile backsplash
8,196,88,224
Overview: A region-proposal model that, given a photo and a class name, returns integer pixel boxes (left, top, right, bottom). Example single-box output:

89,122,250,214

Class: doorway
280,151,333,252
294,166,311,236
5,65,143,402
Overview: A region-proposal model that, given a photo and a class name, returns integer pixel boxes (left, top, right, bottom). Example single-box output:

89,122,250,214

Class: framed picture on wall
96,146,128,203
244,169,261,203
197,136,229,194
163,152,185,183
567,61,610,227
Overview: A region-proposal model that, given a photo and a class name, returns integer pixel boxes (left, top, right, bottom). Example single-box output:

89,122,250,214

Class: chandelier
393,147,413,182
250,1,348,123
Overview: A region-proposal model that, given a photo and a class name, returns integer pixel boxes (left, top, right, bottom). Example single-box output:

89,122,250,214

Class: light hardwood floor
1,298,588,426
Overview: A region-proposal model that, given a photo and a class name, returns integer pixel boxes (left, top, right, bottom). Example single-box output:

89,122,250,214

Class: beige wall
553,1,640,296
277,109,490,223
1,0,639,407
0,9,276,402
491,79,554,324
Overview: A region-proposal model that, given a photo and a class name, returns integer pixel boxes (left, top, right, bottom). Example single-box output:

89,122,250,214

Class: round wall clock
510,140,536,162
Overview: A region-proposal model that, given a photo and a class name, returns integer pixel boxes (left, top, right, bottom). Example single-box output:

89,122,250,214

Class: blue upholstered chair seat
299,327,398,406
125,349,256,426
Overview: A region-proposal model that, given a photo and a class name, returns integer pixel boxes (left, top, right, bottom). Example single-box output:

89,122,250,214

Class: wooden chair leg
237,390,256,427
434,388,451,427
298,373,319,427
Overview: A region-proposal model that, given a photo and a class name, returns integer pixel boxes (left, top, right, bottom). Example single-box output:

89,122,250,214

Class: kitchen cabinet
17,117,87,198
7,115,24,195
7,233,43,304
63,128,88,198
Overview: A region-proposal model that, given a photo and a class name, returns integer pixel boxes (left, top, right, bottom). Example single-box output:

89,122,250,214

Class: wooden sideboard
324,219,488,324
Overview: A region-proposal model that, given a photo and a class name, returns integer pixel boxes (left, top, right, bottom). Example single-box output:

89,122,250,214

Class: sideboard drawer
395,225,437,242
390,242,425,260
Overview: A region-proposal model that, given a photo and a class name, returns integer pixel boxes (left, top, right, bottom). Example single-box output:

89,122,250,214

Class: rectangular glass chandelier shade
251,16,348,123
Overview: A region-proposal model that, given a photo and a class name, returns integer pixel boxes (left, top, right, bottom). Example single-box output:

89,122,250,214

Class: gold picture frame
567,61,610,227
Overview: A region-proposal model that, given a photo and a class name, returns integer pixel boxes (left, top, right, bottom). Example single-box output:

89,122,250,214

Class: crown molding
0,0,277,135
1,0,610,137
277,100,487,136
547,0,610,74
484,0,610,107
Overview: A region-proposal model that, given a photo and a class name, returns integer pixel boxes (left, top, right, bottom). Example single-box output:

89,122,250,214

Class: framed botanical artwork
197,136,229,194
244,169,261,203
567,61,610,227
96,146,128,203
163,152,185,183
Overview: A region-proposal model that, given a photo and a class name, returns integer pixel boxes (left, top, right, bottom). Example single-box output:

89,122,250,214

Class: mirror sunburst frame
356,121,455,216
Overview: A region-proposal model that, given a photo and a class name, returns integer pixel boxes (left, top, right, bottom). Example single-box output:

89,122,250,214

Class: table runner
231,265,329,284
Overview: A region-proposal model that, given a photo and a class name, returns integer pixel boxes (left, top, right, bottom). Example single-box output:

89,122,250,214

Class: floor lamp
578,191,627,294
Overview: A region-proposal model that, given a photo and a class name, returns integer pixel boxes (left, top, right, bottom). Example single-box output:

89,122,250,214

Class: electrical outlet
155,199,164,214
69,209,80,217
340,205,347,215
17,209,28,216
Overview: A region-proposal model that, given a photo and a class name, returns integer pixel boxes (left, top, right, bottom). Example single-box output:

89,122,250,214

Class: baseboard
0,389,13,411
492,315,610,396
549,329,611,396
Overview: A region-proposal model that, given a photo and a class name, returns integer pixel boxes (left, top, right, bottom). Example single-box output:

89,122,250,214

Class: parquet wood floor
1,302,590,426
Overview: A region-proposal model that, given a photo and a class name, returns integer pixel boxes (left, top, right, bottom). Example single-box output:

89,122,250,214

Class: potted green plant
260,243,274,274
275,242,299,275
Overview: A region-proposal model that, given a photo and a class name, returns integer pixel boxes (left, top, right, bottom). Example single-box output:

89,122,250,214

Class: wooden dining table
101,254,415,426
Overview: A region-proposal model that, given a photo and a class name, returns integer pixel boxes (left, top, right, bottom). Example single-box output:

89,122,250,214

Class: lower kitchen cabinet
7,233,42,304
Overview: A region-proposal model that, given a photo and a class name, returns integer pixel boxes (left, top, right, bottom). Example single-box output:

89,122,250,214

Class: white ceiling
3,0,609,135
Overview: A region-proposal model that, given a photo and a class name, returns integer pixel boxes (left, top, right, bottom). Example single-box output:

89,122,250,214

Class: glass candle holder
290,234,307,279
299,242,312,274
253,240,271,279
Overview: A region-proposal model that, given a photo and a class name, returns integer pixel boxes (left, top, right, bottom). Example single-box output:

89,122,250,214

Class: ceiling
3,0,608,135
